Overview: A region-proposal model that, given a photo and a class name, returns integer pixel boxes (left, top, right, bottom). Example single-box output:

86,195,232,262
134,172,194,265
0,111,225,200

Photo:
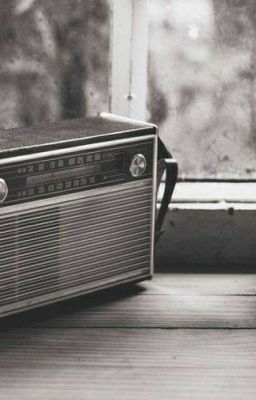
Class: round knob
129,154,147,177
0,179,8,203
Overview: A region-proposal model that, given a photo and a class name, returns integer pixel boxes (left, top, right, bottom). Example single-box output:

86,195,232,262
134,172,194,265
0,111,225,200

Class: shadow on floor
0,281,147,332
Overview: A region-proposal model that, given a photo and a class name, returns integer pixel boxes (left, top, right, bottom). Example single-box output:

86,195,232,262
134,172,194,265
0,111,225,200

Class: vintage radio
0,113,177,317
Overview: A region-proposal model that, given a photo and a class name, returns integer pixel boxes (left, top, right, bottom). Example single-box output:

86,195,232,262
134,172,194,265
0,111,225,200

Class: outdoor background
0,0,109,127
1,0,256,179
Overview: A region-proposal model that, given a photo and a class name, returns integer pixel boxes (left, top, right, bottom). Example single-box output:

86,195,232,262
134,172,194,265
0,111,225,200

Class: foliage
148,0,256,178
0,0,109,129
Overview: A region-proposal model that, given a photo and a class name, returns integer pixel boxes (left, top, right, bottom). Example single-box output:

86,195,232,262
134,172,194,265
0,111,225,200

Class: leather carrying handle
155,137,178,243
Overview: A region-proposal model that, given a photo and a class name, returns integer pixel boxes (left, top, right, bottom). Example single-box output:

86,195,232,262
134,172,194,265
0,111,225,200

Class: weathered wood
2,371,256,400
0,273,256,399
2,274,256,329
33,294,256,329
0,329,255,400
150,273,256,295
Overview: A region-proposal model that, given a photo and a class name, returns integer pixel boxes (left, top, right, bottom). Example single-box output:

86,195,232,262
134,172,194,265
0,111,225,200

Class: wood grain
28,294,256,329
0,273,256,399
149,273,256,295
2,371,256,400
4,273,253,329
0,329,255,400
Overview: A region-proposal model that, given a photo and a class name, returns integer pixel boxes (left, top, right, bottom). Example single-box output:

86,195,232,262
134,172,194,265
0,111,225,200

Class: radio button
0,179,8,203
129,154,147,177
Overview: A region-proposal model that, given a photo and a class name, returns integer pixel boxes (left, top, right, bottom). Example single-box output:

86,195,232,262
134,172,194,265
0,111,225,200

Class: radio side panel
0,134,157,317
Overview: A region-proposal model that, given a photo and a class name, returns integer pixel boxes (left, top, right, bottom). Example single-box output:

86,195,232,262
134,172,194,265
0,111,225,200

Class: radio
0,113,177,317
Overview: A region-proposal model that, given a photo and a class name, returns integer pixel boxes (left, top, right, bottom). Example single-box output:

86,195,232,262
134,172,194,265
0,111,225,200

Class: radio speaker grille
0,179,153,315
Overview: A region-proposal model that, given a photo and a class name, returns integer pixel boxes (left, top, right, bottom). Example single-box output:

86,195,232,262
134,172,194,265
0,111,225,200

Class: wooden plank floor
0,273,255,399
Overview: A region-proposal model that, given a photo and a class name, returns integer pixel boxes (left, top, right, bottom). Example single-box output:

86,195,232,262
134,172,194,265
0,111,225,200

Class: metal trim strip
0,253,149,286
0,135,155,165
0,178,152,215
150,133,158,276
0,262,151,301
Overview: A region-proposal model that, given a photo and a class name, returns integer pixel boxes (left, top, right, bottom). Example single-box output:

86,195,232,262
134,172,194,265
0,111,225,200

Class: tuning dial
129,154,146,177
0,179,8,203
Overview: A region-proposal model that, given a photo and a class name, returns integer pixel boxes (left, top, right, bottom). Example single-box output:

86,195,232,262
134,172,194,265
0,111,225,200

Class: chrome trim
0,132,156,317
1,141,152,170
1,233,150,266
150,132,158,276
100,112,157,129
0,135,155,166
0,178,8,203
129,153,147,177
0,179,153,315
0,178,152,216
0,249,149,283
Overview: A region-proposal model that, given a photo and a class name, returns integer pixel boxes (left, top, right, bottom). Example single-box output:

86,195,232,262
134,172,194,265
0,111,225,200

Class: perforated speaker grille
0,179,153,315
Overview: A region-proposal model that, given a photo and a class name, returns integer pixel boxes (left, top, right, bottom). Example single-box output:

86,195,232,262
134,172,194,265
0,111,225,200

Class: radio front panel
0,138,154,205
0,179,153,316
0,132,157,317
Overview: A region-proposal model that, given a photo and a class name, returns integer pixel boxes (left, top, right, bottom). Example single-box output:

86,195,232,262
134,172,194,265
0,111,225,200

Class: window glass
0,0,110,129
148,0,256,179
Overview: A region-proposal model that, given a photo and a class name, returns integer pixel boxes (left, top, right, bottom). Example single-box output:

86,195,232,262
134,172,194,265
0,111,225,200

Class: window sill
158,181,256,204
156,182,256,272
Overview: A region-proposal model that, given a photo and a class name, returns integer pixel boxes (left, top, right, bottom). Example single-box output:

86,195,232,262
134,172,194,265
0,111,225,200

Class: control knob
129,154,146,177
0,178,8,203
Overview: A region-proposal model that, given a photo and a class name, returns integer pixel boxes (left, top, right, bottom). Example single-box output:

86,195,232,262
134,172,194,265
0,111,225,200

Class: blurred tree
40,0,109,119
213,0,256,147
0,0,109,129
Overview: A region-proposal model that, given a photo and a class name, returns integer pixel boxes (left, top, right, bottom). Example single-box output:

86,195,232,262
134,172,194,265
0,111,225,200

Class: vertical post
110,0,149,120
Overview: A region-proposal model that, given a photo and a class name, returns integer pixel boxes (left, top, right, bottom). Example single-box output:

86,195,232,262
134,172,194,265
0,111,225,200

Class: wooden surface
0,273,256,399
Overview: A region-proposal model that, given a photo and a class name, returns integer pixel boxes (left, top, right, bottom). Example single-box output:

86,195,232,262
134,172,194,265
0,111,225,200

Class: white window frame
110,0,256,268
110,0,148,120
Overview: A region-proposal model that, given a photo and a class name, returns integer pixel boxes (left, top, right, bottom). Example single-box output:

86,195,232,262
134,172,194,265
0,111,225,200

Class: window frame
110,0,256,268
110,0,148,120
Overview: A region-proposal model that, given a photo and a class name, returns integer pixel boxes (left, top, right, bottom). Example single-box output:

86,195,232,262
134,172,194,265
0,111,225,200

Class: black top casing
0,114,156,158
0,114,157,206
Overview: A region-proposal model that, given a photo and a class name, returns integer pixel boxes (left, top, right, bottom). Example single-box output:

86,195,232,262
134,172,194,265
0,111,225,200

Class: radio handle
155,138,178,243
